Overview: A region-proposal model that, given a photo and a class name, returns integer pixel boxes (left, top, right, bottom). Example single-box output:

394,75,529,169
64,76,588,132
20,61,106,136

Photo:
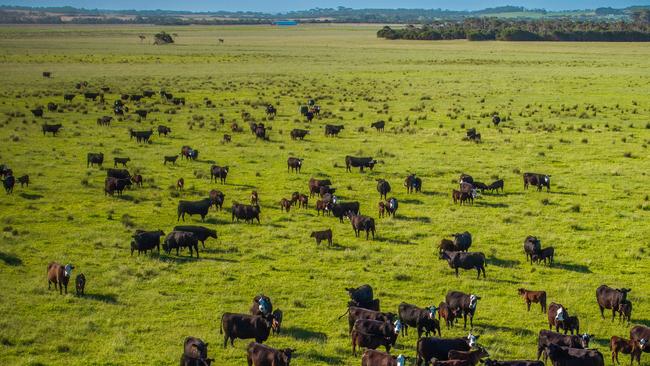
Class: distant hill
0,4,649,24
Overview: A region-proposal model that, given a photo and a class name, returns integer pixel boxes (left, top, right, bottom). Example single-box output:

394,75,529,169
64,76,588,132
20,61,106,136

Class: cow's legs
599,305,605,318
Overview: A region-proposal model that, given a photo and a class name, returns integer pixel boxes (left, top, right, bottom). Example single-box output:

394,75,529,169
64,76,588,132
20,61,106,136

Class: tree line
377,15,650,42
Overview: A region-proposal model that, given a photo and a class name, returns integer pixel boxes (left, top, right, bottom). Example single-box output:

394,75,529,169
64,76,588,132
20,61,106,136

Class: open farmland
0,24,649,365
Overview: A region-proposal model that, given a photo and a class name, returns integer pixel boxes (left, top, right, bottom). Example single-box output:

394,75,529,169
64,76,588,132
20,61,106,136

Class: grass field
0,24,649,366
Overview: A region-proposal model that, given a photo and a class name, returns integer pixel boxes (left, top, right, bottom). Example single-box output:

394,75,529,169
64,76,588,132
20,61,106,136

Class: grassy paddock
0,24,649,365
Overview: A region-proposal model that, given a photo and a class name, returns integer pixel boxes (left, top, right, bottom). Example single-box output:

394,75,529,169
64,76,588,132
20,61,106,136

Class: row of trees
377,16,650,42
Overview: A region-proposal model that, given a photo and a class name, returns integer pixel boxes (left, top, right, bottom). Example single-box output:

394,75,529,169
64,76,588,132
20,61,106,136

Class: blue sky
2,1,649,13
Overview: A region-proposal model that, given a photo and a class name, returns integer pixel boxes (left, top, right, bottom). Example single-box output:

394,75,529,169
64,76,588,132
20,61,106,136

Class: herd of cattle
6,78,643,365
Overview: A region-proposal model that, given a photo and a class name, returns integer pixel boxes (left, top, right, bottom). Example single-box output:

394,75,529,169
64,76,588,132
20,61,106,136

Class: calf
596,285,631,321
610,336,643,366
618,301,632,325
398,302,440,338
325,124,344,137
131,174,143,187
448,347,489,366
348,212,376,240
532,247,554,266
2,175,15,194
446,292,481,330
173,226,217,248
316,200,331,216
537,330,592,362
310,229,332,246
210,190,225,210
524,236,541,264
87,153,104,168
247,342,294,366
163,231,200,258
183,336,209,361
75,273,86,296
210,165,228,184
134,109,148,119
177,178,185,191
17,175,29,188
378,202,386,218
416,334,476,365
440,251,486,279
271,309,283,334
518,288,547,313
222,134,231,143
287,157,303,173
280,198,292,212
362,350,406,366
220,313,273,347
113,157,130,168
297,194,308,208
164,155,179,165
47,262,74,295
438,302,457,329
251,191,259,206
181,146,199,160
177,198,212,222
131,230,165,255
308,177,331,198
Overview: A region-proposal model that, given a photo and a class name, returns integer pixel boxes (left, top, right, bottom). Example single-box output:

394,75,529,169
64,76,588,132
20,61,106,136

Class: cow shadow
474,201,509,208
421,190,446,197
373,237,414,245
307,354,345,365
0,251,22,266
488,257,520,268
394,214,431,223
283,326,328,342
204,217,230,225
228,183,256,189
116,194,135,201
482,324,535,337
549,191,579,196
635,319,650,327
84,293,118,304
553,262,591,273
19,193,43,200
400,198,424,205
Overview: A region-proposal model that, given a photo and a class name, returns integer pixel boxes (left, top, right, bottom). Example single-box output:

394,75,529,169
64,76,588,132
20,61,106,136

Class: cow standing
47,262,74,294
596,285,631,321
445,292,481,330
377,179,391,200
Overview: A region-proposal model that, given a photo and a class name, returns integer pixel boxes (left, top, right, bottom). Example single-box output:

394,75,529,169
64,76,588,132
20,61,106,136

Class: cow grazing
183,336,209,362
610,336,643,366
158,125,171,136
316,200,331,216
452,232,472,252
220,313,273,347
210,190,225,210
47,102,58,112
142,90,155,98
163,231,200,258
547,303,570,334
251,191,259,206
532,247,554,266
42,123,62,136
181,146,199,160
47,262,74,295
63,93,75,102
332,202,360,223
222,134,231,143
405,174,422,193
75,273,86,296
546,344,604,366
131,174,143,188
17,175,29,188
247,342,294,366
440,251,486,279
348,212,375,240
113,157,130,168
596,285,631,321
232,203,261,224
362,350,406,366
131,230,165,255
87,153,104,168
351,319,401,356
618,301,632,325
177,198,212,222
378,202,386,218
488,180,504,193
310,229,332,246
518,289,547,313
97,116,112,126
84,92,100,101
377,179,391,200
250,294,273,317
523,173,551,192
30,108,44,118
287,157,303,173
210,165,228,184
630,326,650,358
290,129,309,140
524,236,541,265
164,155,179,165
384,198,398,217
537,330,592,362
340,306,396,334
104,177,131,196
371,120,385,132
492,115,501,126
325,124,344,137
346,156,377,172
398,302,440,338
177,178,185,191
446,292,481,330
280,198,292,212
130,129,153,143
416,334,477,365
448,347,489,366
130,94,143,102
308,177,332,198
438,302,457,329
173,226,217,248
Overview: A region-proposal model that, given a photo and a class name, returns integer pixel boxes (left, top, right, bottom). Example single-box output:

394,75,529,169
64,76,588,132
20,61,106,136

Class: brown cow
348,212,375,240
210,190,225,210
310,229,332,246
448,347,489,366
75,273,86,296
47,262,74,294
619,301,632,325
548,302,570,333
316,200,331,216
610,336,643,365
251,191,259,205
438,302,457,329
518,289,547,313
280,198,292,212
297,194,308,208
362,350,406,366
177,178,185,191
378,202,386,218
131,174,143,188
247,342,294,366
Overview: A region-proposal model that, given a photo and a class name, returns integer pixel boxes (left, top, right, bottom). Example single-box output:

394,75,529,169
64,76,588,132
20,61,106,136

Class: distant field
0,24,649,366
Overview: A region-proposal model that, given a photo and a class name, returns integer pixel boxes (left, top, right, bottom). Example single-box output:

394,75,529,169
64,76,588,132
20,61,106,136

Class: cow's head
64,264,74,277
157,230,165,236
428,305,438,318
393,320,402,334
544,175,550,184
467,333,479,348
258,297,270,315
639,338,647,350
279,348,294,364
517,288,526,296
396,354,406,366
580,333,593,348
469,295,480,310
556,307,565,321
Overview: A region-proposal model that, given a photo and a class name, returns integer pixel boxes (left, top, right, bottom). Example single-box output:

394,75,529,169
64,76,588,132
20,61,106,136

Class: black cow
177,198,212,222
532,247,554,266
247,342,293,366
488,180,504,193
130,230,165,256
346,156,377,172
523,173,551,192
17,175,29,188
596,285,631,321
348,212,375,240
181,146,199,160
445,292,481,330
84,92,100,101
30,108,44,118
172,97,185,106
210,165,229,184
399,303,440,338
332,202,360,223
87,153,104,168
209,190,225,210
290,129,309,140
371,120,385,132
232,203,261,224
173,226,217,248
43,71,51,78
163,231,200,257
64,94,75,102
352,319,400,356
325,124,344,136
346,284,380,311
287,158,303,173
308,177,332,198
47,102,58,112
143,90,155,98
416,335,478,365
524,236,541,264
113,157,130,168
183,336,209,362
220,313,273,348
2,175,15,194
135,109,148,119
405,174,422,193
362,350,406,366
130,129,153,143
130,94,143,102
545,344,604,366
164,155,179,165
42,123,62,136
452,232,472,252
630,326,650,356
107,168,131,180
158,125,171,136
440,251,486,279
492,115,501,126
265,105,277,117
377,179,391,200
341,306,396,333
104,177,131,196
97,116,112,126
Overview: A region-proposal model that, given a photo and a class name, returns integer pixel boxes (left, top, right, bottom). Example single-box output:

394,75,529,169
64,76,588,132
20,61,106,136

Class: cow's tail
337,307,350,320
219,313,225,334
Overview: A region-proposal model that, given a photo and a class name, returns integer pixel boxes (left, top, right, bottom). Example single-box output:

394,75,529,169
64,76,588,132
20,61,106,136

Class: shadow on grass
401,198,424,205
488,257,520,268
19,193,43,200
307,353,345,365
0,251,22,266
549,191,579,196
482,323,535,337
634,319,650,327
228,183,256,189
116,194,135,201
283,326,328,342
394,214,431,223
85,293,118,304
554,262,591,273
373,237,414,245
475,201,509,208
421,190,447,197
204,217,230,225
